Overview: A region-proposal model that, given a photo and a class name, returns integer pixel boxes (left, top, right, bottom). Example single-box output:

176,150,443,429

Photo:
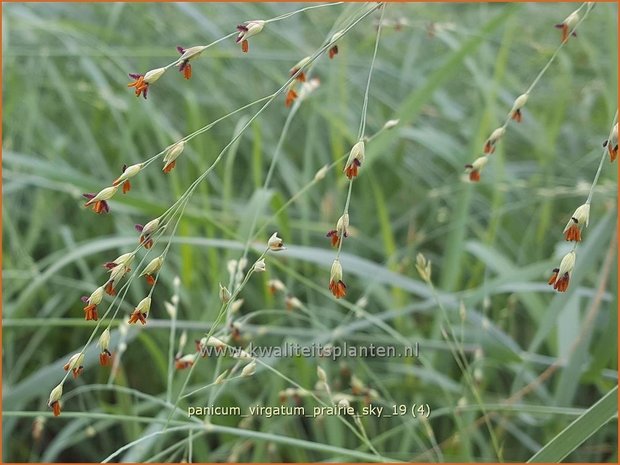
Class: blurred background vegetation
2,1,618,462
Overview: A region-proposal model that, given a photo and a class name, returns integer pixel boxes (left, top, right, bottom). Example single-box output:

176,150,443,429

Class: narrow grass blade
527,385,618,463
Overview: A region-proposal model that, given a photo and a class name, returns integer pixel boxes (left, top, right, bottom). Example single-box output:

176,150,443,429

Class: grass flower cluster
3,2,617,463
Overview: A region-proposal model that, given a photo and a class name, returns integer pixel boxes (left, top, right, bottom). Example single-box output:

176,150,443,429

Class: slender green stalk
157,3,344,72
467,2,594,176
166,278,181,403
568,111,618,255
585,111,618,205
253,357,390,461
335,3,385,263
524,3,592,96
163,248,270,429
421,273,504,461
159,2,381,440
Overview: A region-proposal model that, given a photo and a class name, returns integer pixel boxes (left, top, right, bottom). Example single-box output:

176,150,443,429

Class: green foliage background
2,2,618,462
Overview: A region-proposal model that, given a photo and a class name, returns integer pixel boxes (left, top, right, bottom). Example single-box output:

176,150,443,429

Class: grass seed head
606,123,618,162
163,141,186,173
48,384,63,417
128,297,152,325
219,283,231,303
112,163,144,192
109,252,135,269
555,10,579,43
329,259,346,299
464,156,488,182
230,299,244,314
141,255,164,285
289,56,311,82
383,119,400,130
328,30,344,59
143,67,167,84
344,141,365,179
241,361,257,377
84,286,104,306
127,73,150,99
548,251,576,292
314,164,329,181
337,213,350,236
267,232,285,251
563,204,590,241
327,214,350,248
175,353,196,370
236,20,265,52
267,279,286,294
176,46,205,80
98,328,111,352
215,370,229,384
205,336,226,349
108,262,130,282
178,46,206,62
415,253,432,283
136,218,161,248
509,93,529,122
299,77,320,101
98,329,112,366
81,291,101,321
63,353,85,379
253,258,266,273
483,127,505,154
83,185,119,213
285,295,302,311
285,83,298,108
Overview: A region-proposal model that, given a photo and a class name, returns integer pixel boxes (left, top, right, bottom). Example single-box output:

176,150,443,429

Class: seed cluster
464,4,594,183
46,2,378,419
42,4,612,438
547,117,617,293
